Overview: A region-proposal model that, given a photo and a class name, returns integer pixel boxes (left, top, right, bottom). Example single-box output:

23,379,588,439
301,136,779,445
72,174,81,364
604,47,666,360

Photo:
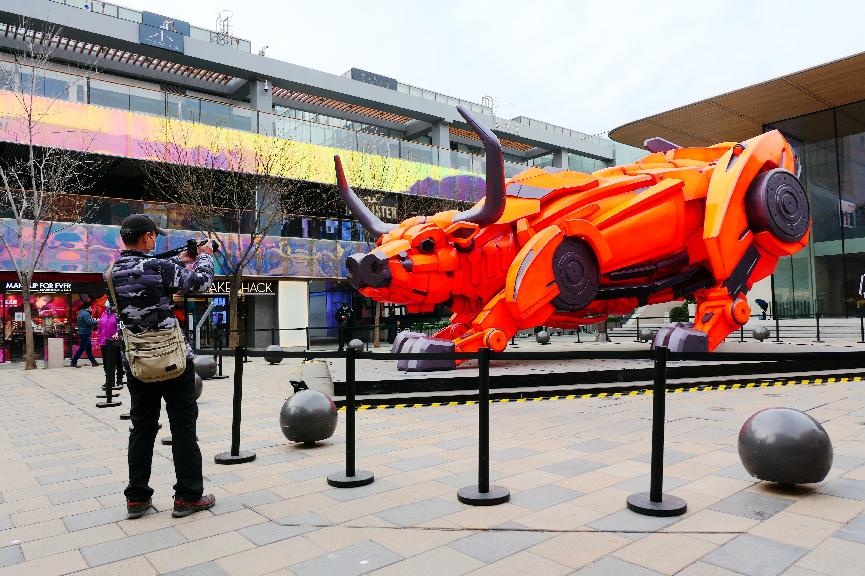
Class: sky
116,0,865,137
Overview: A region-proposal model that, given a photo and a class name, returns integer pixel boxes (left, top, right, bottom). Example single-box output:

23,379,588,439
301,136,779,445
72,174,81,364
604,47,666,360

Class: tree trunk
373,302,382,348
21,281,36,370
228,273,241,349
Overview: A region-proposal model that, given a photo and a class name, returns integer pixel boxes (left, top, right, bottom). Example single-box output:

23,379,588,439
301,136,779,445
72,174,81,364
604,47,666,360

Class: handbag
106,262,187,383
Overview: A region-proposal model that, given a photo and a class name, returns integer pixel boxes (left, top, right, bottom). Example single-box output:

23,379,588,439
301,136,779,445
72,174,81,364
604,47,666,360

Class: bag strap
105,261,119,309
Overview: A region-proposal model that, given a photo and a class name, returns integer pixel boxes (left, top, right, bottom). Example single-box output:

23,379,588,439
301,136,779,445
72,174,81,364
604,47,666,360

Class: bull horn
334,155,396,237
452,105,506,225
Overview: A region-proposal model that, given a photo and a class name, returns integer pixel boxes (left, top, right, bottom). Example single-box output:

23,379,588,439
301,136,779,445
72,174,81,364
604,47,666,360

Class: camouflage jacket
104,250,214,358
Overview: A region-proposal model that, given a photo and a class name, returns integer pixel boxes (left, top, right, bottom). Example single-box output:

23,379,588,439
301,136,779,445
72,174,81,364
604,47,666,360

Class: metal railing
47,0,253,52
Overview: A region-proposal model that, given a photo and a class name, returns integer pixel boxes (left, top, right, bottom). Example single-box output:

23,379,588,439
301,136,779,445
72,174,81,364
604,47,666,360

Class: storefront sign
207,280,276,296
3,281,72,293
349,68,397,91
359,192,398,221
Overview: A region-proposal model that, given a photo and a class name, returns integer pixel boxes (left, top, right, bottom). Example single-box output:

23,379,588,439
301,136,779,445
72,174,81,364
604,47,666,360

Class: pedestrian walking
105,215,216,520
70,301,98,367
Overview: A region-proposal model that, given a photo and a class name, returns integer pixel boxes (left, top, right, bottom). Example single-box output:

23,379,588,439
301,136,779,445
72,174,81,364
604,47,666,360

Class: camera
263,79,270,93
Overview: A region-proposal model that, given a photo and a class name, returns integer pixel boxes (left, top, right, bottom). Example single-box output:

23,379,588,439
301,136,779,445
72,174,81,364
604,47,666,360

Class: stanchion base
457,485,510,506
119,413,131,420
626,492,687,517
327,470,374,488
96,401,122,408
214,450,256,465
209,375,229,380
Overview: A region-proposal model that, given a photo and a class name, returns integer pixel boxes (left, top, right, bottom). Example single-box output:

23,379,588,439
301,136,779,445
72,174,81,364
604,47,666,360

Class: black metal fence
191,343,865,513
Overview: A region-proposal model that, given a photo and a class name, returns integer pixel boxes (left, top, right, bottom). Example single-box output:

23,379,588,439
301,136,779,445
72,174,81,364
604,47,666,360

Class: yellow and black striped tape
336,375,863,411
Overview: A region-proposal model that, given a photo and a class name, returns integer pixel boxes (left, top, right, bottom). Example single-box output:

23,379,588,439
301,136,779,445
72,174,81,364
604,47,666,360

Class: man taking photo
106,215,216,520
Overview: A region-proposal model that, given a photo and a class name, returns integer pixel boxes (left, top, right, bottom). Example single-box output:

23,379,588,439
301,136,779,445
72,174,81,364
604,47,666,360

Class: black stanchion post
327,344,374,487
210,328,228,380
458,348,510,506
214,346,256,464
774,302,781,343
305,327,310,351
626,345,686,516
634,317,640,342
815,313,823,343
271,327,277,345
96,368,122,408
859,314,865,344
740,324,744,342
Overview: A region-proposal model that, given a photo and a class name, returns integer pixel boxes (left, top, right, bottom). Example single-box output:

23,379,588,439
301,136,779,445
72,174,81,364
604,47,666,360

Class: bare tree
0,22,102,369
143,120,298,348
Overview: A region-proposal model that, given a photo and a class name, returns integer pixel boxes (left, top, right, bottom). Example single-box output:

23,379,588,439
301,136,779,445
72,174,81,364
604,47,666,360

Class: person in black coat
335,303,353,351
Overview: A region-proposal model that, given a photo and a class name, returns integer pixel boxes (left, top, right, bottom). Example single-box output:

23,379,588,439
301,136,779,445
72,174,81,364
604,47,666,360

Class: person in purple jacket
97,302,124,390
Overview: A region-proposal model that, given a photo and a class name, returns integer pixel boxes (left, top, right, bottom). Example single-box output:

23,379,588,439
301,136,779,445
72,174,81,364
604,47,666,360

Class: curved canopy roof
610,50,865,147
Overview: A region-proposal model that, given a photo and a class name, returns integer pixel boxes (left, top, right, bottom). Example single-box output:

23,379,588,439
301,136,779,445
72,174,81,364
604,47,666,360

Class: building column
552,149,569,169
250,78,273,119
430,121,451,168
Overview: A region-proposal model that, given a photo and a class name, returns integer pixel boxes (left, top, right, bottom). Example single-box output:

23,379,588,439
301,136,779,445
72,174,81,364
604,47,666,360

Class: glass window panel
117,7,142,22
89,79,129,110
199,100,230,127
18,72,44,97
129,87,164,116
228,106,253,131
166,95,200,123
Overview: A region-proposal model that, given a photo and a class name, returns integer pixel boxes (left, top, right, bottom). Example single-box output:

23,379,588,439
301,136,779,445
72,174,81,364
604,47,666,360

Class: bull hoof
652,322,708,353
391,332,455,371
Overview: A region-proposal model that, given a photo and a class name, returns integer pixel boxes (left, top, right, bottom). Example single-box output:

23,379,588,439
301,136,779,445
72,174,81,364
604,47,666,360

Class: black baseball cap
120,215,166,238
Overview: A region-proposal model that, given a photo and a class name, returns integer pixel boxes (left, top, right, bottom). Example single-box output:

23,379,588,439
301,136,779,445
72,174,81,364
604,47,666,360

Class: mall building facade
611,51,865,319
0,0,644,357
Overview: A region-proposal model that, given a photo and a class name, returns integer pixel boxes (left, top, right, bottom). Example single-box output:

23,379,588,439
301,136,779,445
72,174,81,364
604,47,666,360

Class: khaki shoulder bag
106,262,187,383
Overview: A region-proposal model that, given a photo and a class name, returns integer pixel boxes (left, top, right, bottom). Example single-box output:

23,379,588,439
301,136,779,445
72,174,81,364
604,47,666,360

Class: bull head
336,106,506,312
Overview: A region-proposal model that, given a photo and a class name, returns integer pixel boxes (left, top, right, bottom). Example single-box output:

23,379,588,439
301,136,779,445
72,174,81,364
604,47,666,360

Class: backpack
106,262,187,383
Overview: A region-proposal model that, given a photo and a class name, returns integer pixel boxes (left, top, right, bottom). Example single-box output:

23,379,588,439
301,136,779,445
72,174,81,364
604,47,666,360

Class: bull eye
419,238,435,253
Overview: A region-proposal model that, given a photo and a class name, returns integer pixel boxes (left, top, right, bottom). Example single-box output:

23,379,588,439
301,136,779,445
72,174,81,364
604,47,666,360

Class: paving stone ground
1,348,864,575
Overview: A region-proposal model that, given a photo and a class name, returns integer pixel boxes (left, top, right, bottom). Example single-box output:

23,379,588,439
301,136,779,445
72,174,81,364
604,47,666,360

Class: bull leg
393,294,519,372
652,287,749,352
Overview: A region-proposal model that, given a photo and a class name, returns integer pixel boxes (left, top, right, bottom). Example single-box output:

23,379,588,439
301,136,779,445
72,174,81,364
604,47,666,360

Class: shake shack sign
207,280,275,296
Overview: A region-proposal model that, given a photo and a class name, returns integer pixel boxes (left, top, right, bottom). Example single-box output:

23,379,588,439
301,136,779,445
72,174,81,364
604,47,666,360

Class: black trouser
124,360,203,502
71,334,96,365
338,322,352,350
100,341,124,387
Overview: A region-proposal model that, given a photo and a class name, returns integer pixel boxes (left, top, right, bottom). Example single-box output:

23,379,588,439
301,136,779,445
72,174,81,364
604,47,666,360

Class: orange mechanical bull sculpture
337,107,810,371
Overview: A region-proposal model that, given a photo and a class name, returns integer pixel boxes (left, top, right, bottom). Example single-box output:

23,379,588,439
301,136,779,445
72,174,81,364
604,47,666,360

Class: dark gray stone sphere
193,355,217,379
738,408,833,484
639,329,655,343
536,331,550,345
753,326,771,341
265,344,283,364
347,339,364,351
279,389,338,445
194,373,203,400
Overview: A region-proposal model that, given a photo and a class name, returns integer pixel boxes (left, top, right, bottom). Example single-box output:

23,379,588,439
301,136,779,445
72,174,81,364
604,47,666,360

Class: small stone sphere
265,344,283,364
536,331,550,345
639,329,655,342
279,389,338,445
738,407,833,485
194,373,203,400
193,355,217,379
347,339,364,351
753,326,771,341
